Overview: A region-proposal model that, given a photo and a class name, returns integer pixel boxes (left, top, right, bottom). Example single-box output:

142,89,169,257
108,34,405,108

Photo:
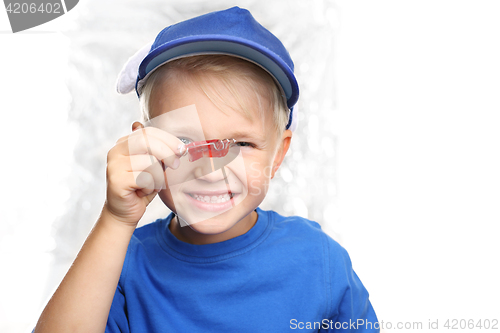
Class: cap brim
136,35,299,110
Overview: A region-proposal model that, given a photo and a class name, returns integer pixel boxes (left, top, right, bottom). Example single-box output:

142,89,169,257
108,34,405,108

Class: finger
136,188,159,199
128,154,179,181
127,128,184,159
142,126,189,157
145,127,187,157
127,154,160,172
143,157,167,190
129,156,167,190
115,134,130,144
133,171,155,193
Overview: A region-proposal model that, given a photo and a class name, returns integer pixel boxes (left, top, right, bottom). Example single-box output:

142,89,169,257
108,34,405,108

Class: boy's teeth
193,193,231,203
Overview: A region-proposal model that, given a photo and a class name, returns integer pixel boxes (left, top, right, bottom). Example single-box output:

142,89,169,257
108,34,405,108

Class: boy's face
148,73,291,244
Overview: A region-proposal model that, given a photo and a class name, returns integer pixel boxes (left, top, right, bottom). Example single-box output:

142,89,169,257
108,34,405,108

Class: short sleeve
106,279,130,332
322,235,379,332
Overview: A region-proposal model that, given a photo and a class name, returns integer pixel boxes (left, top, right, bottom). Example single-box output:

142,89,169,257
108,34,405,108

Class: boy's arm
34,126,184,333
34,207,135,333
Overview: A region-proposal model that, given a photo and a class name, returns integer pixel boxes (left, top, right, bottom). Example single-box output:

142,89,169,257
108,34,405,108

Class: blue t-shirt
106,208,379,332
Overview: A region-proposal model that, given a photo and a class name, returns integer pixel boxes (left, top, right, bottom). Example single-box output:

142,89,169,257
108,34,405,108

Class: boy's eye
178,137,192,145
235,141,255,148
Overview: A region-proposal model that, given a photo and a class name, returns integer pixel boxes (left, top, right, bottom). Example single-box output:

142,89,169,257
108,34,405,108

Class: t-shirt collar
156,207,271,263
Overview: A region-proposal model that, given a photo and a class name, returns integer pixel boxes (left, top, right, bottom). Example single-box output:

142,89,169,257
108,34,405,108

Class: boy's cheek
246,160,274,179
245,163,273,197
248,179,263,197
224,152,248,182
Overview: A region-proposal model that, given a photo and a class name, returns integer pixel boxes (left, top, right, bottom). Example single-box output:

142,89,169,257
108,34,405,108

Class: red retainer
184,139,236,162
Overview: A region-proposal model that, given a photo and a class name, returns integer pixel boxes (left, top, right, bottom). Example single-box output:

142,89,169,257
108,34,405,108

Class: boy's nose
193,158,226,182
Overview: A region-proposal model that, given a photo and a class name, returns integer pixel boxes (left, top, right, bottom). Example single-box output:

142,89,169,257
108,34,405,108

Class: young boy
34,7,379,332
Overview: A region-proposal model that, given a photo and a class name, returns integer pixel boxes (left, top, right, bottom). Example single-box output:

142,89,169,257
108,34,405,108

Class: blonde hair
139,55,289,137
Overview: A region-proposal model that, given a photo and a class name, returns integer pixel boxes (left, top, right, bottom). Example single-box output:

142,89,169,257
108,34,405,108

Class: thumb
143,191,158,206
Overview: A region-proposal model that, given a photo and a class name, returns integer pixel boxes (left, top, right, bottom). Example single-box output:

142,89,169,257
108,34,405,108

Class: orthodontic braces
181,139,237,162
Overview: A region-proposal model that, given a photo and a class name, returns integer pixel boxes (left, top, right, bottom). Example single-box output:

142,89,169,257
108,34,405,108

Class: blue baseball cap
132,6,299,130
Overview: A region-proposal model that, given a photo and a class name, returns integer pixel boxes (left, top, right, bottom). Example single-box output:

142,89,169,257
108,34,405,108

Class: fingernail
178,143,186,156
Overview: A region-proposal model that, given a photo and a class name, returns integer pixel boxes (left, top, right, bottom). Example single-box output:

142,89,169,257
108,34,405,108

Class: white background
1,1,499,332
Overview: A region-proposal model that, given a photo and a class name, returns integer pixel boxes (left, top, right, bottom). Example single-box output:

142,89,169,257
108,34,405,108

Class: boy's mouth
189,193,234,204
183,190,238,212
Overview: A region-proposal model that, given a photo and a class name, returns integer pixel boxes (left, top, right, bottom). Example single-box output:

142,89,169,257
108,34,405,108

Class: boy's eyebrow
226,130,265,142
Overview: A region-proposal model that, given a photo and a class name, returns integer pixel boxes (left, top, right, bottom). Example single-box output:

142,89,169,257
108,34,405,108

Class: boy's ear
132,121,145,131
271,130,292,179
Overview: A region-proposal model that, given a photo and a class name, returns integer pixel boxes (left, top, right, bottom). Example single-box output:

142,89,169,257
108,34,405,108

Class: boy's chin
181,217,237,235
